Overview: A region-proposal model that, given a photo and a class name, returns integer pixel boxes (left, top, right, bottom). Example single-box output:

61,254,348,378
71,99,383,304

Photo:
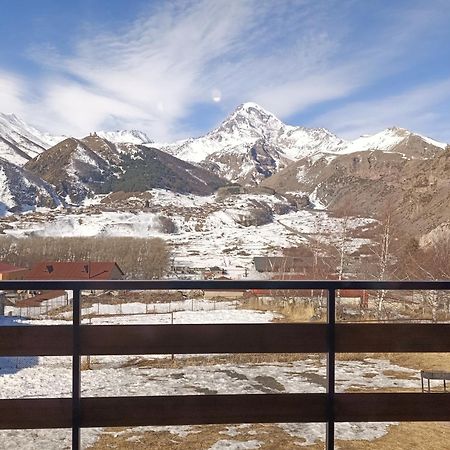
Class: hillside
262,145,450,234
0,113,65,166
0,157,62,213
24,135,227,203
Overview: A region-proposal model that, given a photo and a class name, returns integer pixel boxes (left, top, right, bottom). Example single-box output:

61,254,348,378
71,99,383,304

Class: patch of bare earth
337,353,450,372
87,424,323,449
87,422,450,449
336,422,450,450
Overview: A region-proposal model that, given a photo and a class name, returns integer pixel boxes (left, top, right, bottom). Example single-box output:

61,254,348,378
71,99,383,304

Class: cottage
7,261,125,317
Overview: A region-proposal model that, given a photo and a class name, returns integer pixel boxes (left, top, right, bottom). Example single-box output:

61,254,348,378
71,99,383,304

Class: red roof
0,262,26,273
26,261,124,280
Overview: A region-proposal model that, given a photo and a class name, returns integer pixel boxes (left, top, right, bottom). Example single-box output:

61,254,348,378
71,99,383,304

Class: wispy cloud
0,71,26,113
314,78,450,141
30,0,259,139
1,0,450,141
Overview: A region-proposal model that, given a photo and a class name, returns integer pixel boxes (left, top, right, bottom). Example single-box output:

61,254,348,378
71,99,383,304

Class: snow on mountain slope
0,113,65,165
0,157,63,214
340,127,447,157
161,104,448,185
25,134,227,203
25,137,116,204
161,103,344,184
164,102,343,162
96,130,153,145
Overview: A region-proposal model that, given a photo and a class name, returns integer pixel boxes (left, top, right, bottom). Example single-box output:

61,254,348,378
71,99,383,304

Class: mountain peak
235,102,273,114
213,102,286,141
386,126,411,136
229,102,282,123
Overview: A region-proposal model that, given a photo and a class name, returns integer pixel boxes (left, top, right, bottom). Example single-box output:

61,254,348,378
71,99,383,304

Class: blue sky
1,0,450,142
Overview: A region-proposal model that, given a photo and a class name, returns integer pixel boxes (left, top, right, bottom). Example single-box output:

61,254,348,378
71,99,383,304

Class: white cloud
314,78,450,141
35,0,258,139
0,71,26,114
19,0,357,139
1,0,449,142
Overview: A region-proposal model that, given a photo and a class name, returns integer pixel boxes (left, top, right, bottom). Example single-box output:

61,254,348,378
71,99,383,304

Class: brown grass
87,422,450,450
381,369,417,380
118,353,321,369
87,424,324,450
336,353,450,372
335,422,450,450
241,297,319,322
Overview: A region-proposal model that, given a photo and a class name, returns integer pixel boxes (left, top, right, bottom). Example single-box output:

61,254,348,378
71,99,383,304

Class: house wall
0,269,28,280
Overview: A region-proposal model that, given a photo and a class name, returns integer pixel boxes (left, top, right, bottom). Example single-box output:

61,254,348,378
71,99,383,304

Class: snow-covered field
2,189,375,278
0,299,421,450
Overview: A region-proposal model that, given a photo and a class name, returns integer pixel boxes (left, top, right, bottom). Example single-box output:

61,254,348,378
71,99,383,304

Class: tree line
0,236,170,279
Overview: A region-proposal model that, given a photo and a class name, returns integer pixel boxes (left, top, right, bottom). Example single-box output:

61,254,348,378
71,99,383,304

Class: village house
25,261,124,280
6,261,125,318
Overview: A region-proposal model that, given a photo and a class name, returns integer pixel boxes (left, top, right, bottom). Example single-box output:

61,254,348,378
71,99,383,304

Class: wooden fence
0,280,450,450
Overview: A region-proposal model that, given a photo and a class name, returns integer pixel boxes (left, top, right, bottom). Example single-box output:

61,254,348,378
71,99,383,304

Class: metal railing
1,280,450,450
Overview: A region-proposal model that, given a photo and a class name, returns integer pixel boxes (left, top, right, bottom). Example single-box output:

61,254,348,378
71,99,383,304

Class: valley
1,101,449,276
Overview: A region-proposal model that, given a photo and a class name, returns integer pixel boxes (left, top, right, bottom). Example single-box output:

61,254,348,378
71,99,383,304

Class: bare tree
403,232,450,321
0,236,171,279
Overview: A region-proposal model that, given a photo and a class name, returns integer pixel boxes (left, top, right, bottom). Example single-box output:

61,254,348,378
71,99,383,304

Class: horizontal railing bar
0,398,72,429
2,323,449,356
81,394,327,427
2,393,449,429
0,395,326,429
335,393,450,422
335,323,450,353
80,323,327,355
0,325,72,356
2,279,450,291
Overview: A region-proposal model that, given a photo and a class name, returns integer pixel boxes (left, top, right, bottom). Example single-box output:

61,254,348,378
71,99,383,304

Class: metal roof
26,261,124,280
0,262,27,273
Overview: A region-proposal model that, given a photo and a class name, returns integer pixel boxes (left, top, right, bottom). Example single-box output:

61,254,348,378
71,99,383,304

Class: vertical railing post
326,288,336,450
72,289,81,450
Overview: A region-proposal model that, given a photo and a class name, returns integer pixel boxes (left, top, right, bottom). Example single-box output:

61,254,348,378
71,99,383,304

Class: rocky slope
25,135,227,203
0,157,62,213
262,143,450,235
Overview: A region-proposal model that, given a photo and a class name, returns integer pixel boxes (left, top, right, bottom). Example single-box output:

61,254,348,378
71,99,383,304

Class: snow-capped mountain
161,102,345,184
1,102,449,221
0,113,65,166
96,130,153,145
339,126,446,158
160,103,448,184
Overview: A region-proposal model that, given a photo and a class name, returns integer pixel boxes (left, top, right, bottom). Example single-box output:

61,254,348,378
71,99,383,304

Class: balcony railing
1,280,449,450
